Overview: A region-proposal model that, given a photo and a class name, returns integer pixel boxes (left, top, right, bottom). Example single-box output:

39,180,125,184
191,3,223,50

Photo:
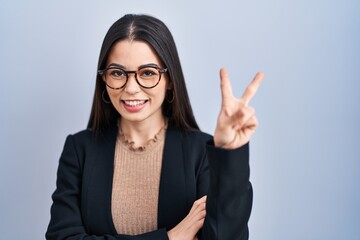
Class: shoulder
66,128,92,138
181,129,212,144
65,124,118,149
70,128,95,141
167,125,213,152
64,128,95,148
60,125,118,167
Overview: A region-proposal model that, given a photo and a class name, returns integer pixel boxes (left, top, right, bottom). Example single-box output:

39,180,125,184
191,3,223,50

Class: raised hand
167,196,207,240
214,68,264,149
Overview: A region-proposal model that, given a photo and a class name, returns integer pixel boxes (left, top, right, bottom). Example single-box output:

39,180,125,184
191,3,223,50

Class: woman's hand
214,68,264,149
167,195,207,240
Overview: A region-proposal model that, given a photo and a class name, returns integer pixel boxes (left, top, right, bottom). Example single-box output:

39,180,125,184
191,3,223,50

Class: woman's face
105,40,168,125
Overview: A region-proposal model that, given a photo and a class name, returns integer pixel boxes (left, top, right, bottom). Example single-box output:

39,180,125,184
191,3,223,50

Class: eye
140,68,158,78
109,69,126,78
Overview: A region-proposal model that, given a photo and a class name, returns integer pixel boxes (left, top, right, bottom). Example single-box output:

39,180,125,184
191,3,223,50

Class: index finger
220,68,234,102
241,72,264,105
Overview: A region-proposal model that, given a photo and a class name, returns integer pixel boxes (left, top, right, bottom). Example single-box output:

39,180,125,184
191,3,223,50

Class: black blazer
46,123,253,240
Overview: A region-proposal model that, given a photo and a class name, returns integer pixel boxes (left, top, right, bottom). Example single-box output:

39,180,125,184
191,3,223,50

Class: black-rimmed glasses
98,65,168,89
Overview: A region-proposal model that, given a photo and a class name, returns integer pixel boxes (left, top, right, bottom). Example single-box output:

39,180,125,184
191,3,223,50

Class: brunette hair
87,14,199,135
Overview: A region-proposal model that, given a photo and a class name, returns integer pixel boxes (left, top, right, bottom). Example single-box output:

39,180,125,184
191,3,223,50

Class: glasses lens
105,68,127,89
137,67,161,88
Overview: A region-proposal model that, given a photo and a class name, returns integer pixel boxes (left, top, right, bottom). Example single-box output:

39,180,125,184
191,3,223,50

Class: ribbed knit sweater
111,126,166,235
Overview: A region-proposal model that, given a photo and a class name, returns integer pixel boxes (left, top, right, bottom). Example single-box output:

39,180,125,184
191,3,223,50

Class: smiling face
105,40,169,126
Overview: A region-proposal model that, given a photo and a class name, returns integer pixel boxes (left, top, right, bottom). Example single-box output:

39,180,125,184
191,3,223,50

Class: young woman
46,14,264,240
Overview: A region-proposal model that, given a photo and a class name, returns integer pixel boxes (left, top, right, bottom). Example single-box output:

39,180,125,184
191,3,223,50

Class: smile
121,100,148,113
122,100,147,106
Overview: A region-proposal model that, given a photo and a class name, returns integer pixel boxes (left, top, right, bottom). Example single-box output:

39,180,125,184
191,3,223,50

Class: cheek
156,86,168,103
106,89,120,105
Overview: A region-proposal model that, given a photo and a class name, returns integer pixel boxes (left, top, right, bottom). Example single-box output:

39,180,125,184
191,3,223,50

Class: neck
119,116,167,148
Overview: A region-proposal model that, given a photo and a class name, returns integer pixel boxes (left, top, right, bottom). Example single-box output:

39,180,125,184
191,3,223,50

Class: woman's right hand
167,195,207,240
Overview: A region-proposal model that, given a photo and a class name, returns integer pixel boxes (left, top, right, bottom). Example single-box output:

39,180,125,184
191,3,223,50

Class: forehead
107,40,161,68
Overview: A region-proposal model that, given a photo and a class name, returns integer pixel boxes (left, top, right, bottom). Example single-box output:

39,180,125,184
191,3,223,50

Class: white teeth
124,100,146,106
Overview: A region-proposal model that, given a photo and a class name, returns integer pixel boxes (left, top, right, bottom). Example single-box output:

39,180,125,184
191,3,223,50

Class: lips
121,99,148,112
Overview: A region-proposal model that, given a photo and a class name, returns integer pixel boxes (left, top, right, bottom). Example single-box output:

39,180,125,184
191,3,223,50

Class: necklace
118,120,168,151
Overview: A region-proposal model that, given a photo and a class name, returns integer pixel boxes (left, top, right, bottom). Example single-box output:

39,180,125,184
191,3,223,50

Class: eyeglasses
98,64,168,89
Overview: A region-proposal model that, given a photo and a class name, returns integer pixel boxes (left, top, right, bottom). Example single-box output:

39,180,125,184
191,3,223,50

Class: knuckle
194,220,203,230
236,109,245,118
253,116,259,126
248,106,255,114
201,210,206,218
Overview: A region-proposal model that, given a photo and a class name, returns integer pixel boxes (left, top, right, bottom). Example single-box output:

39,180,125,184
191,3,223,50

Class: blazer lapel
158,125,188,230
84,124,118,234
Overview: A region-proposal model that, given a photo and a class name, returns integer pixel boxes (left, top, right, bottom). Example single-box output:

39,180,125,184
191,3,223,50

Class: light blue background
1,0,359,239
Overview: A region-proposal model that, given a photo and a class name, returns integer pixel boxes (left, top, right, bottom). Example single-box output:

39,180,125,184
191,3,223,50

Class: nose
124,73,140,94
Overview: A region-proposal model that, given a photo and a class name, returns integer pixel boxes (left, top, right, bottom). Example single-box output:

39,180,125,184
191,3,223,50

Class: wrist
167,229,174,240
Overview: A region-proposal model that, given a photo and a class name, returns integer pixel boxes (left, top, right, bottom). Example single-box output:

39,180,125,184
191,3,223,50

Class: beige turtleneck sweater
111,126,166,235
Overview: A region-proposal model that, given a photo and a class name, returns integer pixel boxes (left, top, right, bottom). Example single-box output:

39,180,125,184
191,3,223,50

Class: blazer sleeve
200,142,253,240
46,135,169,240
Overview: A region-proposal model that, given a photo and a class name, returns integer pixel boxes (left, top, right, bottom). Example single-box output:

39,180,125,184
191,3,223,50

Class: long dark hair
87,14,199,135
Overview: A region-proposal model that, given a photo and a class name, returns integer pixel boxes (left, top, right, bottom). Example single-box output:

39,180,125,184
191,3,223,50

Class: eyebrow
107,63,161,69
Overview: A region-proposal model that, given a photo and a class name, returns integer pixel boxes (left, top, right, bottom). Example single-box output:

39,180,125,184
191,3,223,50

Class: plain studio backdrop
1,0,359,239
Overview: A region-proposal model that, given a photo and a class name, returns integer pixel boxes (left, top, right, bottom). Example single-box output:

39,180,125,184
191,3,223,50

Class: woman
46,14,264,240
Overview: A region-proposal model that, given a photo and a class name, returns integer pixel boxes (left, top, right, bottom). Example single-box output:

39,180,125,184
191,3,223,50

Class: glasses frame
98,65,168,90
